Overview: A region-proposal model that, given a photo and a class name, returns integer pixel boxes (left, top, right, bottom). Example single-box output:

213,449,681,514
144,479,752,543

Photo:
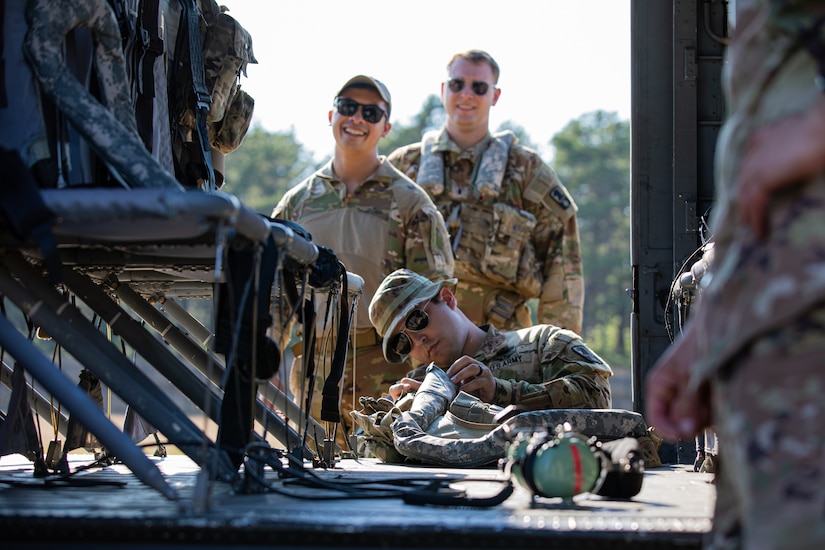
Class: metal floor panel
0,453,713,549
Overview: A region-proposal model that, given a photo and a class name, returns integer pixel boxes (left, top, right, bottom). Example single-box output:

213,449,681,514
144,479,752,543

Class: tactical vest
416,130,543,299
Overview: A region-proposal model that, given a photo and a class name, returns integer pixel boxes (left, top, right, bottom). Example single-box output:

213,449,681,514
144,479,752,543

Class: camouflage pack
167,0,256,188
352,364,662,468
183,4,257,153
2,0,257,192
202,9,256,155
210,86,254,154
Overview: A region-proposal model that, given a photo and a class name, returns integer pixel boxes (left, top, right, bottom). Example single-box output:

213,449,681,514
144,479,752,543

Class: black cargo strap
135,0,162,151
244,444,515,507
176,0,214,190
320,262,351,423
297,289,318,451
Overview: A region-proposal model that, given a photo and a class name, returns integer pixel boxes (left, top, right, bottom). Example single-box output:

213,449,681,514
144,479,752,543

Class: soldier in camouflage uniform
271,76,454,448
646,1,825,548
368,269,611,411
388,49,583,334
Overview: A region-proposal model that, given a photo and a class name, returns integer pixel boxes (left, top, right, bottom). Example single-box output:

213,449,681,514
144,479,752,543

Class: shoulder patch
571,344,603,364
523,164,577,219
550,185,572,210
550,185,571,210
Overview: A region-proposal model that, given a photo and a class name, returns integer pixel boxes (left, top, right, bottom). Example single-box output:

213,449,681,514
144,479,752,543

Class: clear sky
221,0,631,160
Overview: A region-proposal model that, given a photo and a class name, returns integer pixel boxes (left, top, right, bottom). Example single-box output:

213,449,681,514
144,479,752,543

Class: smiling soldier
271,76,454,449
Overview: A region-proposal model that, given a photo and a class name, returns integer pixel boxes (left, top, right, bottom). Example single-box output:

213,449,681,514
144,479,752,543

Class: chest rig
414,130,541,305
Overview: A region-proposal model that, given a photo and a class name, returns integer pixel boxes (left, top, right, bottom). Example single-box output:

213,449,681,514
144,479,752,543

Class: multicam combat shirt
272,158,454,331
689,0,825,385
473,325,613,410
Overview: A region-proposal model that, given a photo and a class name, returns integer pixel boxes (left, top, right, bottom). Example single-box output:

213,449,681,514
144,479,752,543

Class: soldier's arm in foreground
737,95,825,239
644,323,711,441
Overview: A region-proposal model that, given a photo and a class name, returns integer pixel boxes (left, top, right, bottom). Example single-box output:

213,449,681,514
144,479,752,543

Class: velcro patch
571,344,602,364
551,185,572,210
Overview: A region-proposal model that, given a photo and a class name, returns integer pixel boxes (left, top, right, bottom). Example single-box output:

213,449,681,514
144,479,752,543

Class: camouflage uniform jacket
473,325,612,410
687,0,825,387
388,128,583,333
272,158,454,332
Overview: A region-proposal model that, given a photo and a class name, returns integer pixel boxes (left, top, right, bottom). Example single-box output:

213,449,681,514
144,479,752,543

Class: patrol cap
335,75,392,118
369,269,457,363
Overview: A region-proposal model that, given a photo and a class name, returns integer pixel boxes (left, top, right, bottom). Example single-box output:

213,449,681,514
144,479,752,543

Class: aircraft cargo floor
0,452,714,550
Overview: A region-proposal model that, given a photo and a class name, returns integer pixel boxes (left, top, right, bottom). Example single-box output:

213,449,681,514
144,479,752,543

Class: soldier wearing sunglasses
388,49,584,336
271,76,455,448
369,269,611,411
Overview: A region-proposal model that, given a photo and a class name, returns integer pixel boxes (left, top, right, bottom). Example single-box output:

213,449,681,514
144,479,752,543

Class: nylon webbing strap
178,0,215,190
300,291,318,433
135,0,162,151
321,263,349,423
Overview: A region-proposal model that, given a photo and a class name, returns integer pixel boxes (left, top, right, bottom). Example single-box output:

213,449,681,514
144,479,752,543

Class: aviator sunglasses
334,97,387,124
446,77,494,96
388,299,432,357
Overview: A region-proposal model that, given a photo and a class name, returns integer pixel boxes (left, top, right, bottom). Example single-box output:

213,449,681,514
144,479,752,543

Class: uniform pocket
481,203,540,296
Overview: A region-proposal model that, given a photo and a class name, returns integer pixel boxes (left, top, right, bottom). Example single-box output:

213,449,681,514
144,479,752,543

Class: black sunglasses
388,303,431,357
446,77,494,96
334,97,387,124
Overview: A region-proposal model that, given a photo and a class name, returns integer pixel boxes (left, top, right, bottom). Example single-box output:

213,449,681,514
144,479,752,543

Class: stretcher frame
0,187,326,502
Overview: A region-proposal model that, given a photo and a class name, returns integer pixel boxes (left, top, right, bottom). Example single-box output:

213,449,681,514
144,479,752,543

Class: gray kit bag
352,364,661,468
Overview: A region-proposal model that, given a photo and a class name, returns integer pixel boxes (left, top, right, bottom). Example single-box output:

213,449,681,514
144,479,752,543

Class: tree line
223,97,631,370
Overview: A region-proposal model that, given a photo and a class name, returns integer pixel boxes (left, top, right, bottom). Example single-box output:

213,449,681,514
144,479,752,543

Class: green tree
551,111,631,368
379,95,445,155
496,120,538,150
222,125,317,214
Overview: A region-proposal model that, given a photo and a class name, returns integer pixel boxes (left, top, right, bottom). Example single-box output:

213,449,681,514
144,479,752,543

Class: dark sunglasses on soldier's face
334,97,387,124
388,303,431,357
446,77,494,96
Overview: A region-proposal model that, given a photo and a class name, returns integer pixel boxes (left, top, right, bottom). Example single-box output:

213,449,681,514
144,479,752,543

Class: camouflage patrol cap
369,269,457,363
335,75,392,118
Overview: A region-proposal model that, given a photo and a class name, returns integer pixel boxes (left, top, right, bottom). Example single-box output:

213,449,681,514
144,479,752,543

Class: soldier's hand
645,325,712,441
389,377,421,400
446,356,494,402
